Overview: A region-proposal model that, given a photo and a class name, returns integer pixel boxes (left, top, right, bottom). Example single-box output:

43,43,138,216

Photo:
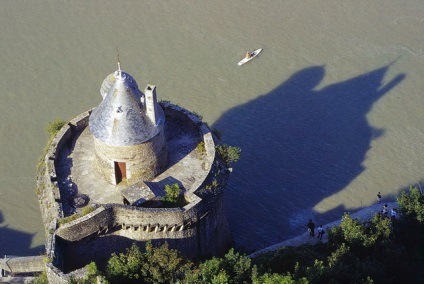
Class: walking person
382,204,389,217
307,219,315,237
391,208,397,221
317,225,325,240
377,192,382,204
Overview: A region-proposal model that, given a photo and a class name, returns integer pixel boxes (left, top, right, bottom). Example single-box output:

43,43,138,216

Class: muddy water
0,1,423,255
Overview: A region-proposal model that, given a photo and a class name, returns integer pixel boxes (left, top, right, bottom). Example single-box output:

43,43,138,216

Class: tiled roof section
100,70,143,102
89,71,158,146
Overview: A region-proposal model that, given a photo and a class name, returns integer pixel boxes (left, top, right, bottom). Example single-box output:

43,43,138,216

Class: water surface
0,0,423,255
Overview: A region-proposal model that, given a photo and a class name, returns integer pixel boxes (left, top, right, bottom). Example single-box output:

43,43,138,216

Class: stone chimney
145,85,159,125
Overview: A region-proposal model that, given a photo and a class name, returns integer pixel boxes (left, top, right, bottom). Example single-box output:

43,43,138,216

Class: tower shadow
0,210,44,256
213,64,405,252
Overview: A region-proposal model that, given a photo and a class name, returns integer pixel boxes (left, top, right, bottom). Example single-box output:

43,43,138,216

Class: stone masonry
37,69,233,282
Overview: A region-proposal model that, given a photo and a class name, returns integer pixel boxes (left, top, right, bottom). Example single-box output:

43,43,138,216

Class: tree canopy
32,187,424,284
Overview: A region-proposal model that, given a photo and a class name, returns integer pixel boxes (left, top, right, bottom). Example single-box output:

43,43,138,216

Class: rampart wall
37,103,231,280
0,256,45,274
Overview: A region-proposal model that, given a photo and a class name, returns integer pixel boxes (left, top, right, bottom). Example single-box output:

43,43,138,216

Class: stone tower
37,64,233,281
88,68,167,185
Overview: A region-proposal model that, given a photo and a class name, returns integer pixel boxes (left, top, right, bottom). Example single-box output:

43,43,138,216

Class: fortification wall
45,262,90,284
37,110,94,270
160,102,217,193
37,111,93,248
39,103,231,279
0,256,45,274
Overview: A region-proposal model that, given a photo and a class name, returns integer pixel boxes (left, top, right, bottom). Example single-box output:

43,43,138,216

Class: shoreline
248,201,398,258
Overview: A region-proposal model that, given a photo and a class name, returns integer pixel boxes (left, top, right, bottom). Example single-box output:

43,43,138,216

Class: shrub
162,183,181,203
30,271,49,284
215,144,241,165
160,183,186,208
57,206,97,226
196,141,205,154
45,118,66,138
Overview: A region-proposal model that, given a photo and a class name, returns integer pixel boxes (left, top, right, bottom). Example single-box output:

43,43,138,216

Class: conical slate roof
89,70,157,146
100,70,143,101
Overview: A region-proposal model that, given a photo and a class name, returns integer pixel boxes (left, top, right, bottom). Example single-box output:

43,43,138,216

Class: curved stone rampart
38,111,93,233
159,102,216,193
39,102,231,278
55,195,203,242
38,110,95,261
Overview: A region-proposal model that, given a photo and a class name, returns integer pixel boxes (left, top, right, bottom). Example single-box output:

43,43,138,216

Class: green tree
327,243,350,269
362,213,391,247
82,262,106,284
182,249,252,284
106,243,144,283
304,259,327,284
397,186,424,222
339,213,366,246
140,241,193,283
252,272,307,284
106,242,191,284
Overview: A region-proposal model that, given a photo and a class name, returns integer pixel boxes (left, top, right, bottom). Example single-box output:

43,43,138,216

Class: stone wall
53,191,229,268
93,128,167,185
0,256,45,274
38,102,231,281
37,110,94,273
37,111,94,246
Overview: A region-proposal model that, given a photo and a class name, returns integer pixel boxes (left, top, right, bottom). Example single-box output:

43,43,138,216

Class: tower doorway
114,161,127,184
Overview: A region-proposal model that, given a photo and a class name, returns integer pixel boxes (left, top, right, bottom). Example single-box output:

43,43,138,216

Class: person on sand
307,219,315,237
317,225,325,240
377,192,382,204
381,204,389,217
391,208,397,220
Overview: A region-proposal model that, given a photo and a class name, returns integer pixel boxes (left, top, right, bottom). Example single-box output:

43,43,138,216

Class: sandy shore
249,201,398,258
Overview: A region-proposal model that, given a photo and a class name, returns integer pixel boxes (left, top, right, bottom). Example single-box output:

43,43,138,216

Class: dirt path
248,201,398,258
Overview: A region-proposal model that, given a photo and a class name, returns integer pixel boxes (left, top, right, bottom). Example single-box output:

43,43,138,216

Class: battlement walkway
0,255,44,283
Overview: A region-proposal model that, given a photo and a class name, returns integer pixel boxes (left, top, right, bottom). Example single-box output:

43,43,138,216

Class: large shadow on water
0,210,44,256
213,64,405,252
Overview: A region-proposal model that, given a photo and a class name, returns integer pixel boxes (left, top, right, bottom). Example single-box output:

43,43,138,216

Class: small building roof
121,181,156,206
89,70,158,146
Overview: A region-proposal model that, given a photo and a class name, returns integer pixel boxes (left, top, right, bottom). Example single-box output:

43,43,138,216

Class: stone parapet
0,256,45,274
38,101,232,279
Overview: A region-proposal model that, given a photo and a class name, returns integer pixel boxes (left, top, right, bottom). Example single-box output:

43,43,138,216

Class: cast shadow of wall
213,64,405,252
0,210,44,256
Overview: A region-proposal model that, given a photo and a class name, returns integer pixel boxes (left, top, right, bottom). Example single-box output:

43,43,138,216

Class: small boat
237,48,262,66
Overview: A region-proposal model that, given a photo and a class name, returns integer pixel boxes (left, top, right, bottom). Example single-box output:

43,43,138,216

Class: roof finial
116,48,122,72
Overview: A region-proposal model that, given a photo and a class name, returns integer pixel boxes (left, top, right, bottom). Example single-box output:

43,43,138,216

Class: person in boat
245,51,252,59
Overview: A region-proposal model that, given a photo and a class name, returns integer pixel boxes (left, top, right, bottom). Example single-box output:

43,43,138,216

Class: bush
45,118,66,138
160,183,185,208
196,141,205,154
215,144,241,165
30,271,49,284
